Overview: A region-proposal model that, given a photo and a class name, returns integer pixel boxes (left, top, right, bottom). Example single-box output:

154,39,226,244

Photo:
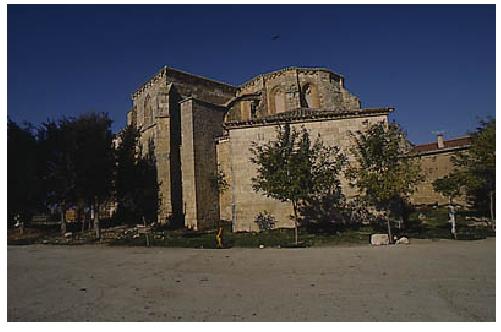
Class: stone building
410,134,471,207
126,66,395,231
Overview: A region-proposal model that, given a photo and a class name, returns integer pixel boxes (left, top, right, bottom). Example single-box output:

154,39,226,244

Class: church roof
239,66,344,90
412,136,471,154
133,66,346,98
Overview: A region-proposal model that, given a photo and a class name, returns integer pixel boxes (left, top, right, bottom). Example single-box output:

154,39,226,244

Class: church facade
126,66,394,231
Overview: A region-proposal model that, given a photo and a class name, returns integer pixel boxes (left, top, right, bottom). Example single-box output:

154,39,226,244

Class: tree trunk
490,190,495,230
292,201,298,245
382,206,393,244
386,218,393,244
94,196,100,240
449,197,456,240
78,201,85,234
60,201,67,236
81,209,86,233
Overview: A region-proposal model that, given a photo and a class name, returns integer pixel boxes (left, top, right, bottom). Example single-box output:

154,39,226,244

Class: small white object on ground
396,237,410,245
64,232,72,238
259,244,264,249
371,234,389,245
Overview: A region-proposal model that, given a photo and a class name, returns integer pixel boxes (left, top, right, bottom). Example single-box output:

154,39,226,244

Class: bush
254,211,276,232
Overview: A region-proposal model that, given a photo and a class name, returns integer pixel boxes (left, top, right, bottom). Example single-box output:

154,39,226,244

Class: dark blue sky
8,5,495,144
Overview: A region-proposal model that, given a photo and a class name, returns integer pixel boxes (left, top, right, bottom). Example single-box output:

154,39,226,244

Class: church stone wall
132,81,184,223
180,98,226,231
180,100,197,228
126,66,389,229
228,113,388,232
129,67,237,224
131,68,236,130
216,137,232,222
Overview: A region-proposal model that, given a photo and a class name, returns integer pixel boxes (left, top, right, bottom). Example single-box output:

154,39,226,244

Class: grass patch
11,209,494,248
110,228,373,248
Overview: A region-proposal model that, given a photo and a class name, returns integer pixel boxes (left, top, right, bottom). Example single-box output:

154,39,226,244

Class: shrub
255,211,276,232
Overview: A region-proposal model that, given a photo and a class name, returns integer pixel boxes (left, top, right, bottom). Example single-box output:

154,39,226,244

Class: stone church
126,66,394,231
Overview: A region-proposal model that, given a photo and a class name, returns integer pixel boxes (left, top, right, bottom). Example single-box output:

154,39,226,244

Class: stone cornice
179,96,228,111
225,107,394,129
139,122,156,133
224,91,262,108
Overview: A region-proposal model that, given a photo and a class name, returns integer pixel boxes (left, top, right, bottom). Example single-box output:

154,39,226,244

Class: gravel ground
7,238,496,321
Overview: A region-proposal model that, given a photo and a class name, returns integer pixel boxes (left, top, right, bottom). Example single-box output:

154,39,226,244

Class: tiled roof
413,136,471,153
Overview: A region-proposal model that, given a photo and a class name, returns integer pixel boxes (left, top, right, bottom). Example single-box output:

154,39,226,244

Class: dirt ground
7,238,496,321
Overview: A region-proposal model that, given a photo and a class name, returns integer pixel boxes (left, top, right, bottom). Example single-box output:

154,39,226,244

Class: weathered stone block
371,234,389,245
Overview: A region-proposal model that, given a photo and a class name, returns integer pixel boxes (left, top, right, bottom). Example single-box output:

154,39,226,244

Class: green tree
39,117,78,234
39,113,114,236
346,122,421,243
72,113,114,237
433,172,466,206
7,119,44,224
250,124,346,244
114,125,159,225
433,172,466,239
453,118,496,221
210,163,229,194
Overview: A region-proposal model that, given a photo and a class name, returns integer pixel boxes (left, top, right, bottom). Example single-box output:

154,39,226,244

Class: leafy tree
255,211,276,232
38,117,78,234
209,163,229,234
114,125,140,221
72,113,114,237
433,172,466,206
250,123,346,244
39,113,114,236
346,122,421,242
135,145,160,225
433,172,467,239
452,118,496,221
114,125,159,225
210,164,229,194
7,119,44,223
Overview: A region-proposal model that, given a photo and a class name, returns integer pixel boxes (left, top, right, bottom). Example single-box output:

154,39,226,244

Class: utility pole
449,198,456,239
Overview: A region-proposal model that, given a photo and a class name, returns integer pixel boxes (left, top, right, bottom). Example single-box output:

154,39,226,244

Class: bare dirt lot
8,238,496,321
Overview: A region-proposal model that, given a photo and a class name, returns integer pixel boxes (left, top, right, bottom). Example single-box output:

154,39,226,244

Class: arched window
305,85,313,108
301,84,320,108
